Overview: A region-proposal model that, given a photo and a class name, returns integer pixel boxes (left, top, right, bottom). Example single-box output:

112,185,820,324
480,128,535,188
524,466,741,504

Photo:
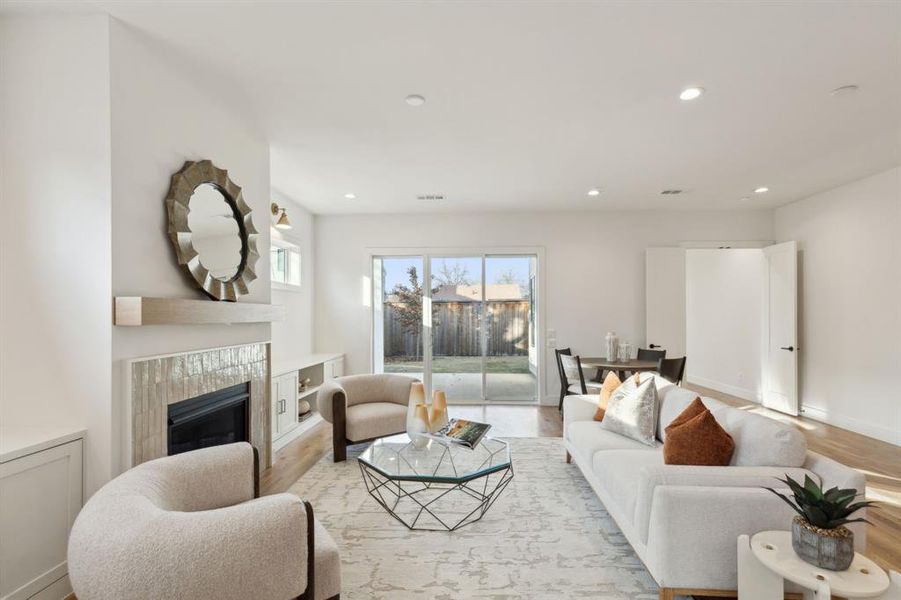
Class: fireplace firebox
167,382,250,456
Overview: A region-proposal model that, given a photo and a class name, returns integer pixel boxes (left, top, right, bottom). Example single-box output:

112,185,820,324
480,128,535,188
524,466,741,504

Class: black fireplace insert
167,382,250,456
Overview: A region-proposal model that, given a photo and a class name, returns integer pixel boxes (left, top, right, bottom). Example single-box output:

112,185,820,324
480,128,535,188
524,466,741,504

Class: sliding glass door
373,252,538,403
484,256,538,401
430,256,483,402
373,256,425,380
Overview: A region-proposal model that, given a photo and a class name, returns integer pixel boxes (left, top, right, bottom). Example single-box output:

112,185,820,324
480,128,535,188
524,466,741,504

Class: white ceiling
12,1,901,214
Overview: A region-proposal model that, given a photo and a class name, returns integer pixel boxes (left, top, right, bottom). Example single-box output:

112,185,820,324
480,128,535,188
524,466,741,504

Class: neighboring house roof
431,284,523,301
385,283,524,303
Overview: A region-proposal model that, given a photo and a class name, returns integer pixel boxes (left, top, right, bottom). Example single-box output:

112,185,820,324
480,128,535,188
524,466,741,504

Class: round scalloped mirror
165,160,260,301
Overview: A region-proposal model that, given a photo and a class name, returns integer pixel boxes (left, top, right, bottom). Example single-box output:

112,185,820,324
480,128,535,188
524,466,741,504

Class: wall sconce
270,202,292,230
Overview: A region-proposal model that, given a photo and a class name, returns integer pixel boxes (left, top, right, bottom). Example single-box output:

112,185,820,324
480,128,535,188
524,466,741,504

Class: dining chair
657,356,687,385
636,347,666,362
562,354,603,394
556,349,603,411
555,348,573,410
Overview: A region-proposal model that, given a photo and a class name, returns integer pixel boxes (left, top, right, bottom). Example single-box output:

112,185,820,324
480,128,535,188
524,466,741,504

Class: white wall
271,190,315,370
0,14,113,494
109,22,271,478
314,210,774,402
685,249,765,401
775,166,901,445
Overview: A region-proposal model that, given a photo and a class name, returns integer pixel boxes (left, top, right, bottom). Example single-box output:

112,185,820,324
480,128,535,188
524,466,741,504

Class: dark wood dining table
580,357,659,381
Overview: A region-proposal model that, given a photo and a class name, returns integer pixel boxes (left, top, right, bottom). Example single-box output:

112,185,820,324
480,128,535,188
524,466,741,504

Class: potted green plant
764,474,875,571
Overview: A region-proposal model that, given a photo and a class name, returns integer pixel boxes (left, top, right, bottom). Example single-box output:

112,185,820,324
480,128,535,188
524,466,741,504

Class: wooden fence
384,300,530,358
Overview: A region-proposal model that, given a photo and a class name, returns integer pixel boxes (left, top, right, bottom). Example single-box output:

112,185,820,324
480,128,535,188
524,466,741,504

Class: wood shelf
114,296,285,326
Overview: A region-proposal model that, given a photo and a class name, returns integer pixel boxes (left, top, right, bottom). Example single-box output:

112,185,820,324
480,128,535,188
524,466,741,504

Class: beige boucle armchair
68,443,340,600
317,374,416,462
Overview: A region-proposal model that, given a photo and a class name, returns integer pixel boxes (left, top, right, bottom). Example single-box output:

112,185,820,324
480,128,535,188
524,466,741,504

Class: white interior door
762,241,799,415
645,248,686,356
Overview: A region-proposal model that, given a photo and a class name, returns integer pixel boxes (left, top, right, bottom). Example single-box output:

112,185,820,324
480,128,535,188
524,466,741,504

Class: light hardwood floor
261,392,900,575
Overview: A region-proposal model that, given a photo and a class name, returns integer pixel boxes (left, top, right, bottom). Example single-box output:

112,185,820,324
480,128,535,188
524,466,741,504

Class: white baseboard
685,375,760,403
800,405,900,447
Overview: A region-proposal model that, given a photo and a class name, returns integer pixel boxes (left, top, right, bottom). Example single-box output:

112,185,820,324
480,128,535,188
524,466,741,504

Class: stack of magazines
427,418,492,450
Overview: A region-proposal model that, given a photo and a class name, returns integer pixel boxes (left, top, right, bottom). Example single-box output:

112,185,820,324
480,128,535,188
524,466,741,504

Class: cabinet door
0,439,83,600
277,373,298,434
325,357,344,380
270,378,281,438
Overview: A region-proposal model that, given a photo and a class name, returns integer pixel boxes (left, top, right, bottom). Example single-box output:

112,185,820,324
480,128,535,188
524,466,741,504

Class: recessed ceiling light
344,193,356,199
405,94,426,106
679,87,704,101
830,84,859,97
587,188,601,197
754,187,769,194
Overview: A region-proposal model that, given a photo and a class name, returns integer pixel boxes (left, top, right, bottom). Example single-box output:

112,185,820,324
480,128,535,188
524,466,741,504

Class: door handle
780,346,795,352
649,344,661,349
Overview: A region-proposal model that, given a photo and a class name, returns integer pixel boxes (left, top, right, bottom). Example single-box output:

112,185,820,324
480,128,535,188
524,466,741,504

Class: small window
271,239,301,289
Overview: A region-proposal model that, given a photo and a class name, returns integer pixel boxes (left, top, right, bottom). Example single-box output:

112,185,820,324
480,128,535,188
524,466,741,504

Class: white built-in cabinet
270,354,344,452
0,428,85,600
271,371,299,441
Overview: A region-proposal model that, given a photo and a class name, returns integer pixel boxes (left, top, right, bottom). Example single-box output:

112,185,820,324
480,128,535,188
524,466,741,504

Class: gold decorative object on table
410,403,431,449
430,390,449,433
407,381,426,431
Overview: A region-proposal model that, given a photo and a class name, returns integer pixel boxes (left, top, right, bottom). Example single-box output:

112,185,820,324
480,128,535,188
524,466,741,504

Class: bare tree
432,261,472,286
494,268,525,288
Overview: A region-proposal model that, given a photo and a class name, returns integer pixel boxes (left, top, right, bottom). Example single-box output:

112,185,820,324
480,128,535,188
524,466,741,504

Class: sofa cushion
591,449,663,527
568,421,662,459
707,404,807,467
655,384,807,468
657,383,712,440
346,402,406,441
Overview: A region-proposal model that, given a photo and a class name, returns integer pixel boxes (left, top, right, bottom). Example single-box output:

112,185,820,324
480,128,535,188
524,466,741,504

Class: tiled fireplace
126,342,270,471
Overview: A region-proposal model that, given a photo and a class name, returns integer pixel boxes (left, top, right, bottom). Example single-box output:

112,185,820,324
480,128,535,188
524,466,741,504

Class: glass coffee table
357,434,513,531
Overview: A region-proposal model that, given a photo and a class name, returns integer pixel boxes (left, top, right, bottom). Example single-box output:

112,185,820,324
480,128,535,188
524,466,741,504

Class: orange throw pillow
663,398,735,466
593,372,620,421
594,372,640,421
666,397,707,431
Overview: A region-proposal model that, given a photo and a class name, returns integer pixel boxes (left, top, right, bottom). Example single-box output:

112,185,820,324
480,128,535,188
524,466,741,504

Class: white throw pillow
600,377,659,446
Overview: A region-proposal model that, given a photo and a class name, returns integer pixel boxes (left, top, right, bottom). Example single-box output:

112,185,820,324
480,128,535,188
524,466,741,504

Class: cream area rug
288,437,663,599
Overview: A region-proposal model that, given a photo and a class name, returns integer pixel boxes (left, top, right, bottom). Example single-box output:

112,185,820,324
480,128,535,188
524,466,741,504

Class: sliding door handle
780,346,795,352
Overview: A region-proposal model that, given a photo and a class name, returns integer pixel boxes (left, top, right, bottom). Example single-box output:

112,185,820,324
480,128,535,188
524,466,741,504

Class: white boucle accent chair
564,374,866,600
318,373,416,462
68,443,340,600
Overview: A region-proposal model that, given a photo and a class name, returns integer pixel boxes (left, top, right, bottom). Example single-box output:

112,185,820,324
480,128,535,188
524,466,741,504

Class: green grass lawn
385,355,531,374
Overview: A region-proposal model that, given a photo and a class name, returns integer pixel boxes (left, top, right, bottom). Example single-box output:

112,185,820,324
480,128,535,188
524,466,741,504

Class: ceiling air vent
660,189,683,195
416,194,445,201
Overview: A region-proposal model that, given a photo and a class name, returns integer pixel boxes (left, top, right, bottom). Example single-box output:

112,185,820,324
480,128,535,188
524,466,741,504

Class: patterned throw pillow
663,397,735,466
599,377,659,446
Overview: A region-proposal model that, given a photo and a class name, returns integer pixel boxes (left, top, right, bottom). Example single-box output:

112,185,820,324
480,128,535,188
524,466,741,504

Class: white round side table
738,531,890,599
